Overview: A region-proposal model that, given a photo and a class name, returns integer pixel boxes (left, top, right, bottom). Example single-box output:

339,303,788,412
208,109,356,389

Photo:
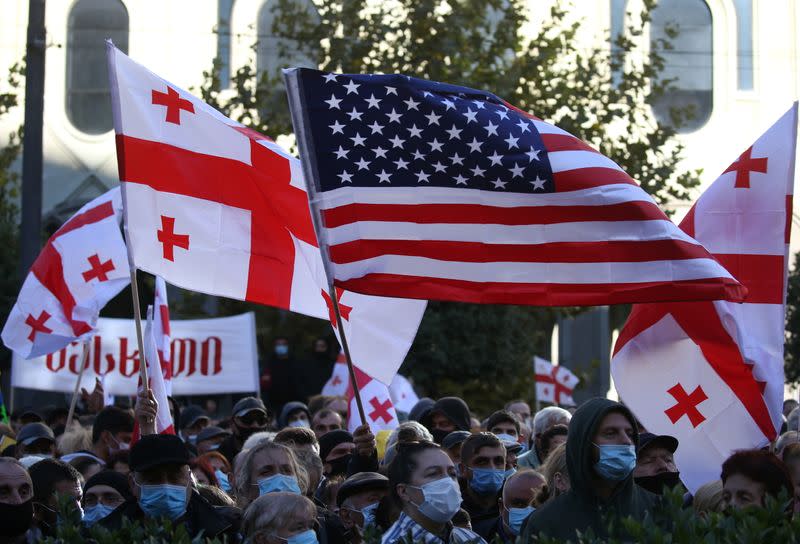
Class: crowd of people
1,364,800,543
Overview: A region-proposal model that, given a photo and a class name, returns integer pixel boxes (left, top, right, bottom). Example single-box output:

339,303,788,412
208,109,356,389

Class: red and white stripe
313,118,744,307
153,277,173,396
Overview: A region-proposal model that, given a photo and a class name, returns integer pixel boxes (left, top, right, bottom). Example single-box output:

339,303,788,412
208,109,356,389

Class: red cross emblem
536,367,573,403
723,146,768,189
157,216,190,261
321,288,353,328
25,310,53,342
151,86,195,125
81,254,115,282
665,383,708,427
331,375,343,386
368,397,393,423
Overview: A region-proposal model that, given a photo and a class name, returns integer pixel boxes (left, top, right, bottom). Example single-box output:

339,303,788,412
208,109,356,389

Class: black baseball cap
179,405,209,429
232,397,267,418
16,422,55,446
441,431,471,450
197,425,230,443
129,434,191,472
637,432,679,456
337,472,388,507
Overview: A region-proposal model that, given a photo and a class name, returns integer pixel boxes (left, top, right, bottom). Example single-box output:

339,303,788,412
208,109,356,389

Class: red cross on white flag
2,188,130,358
346,364,398,434
389,374,420,414
322,351,349,396
612,103,797,493
153,276,173,396
534,356,578,406
107,43,425,385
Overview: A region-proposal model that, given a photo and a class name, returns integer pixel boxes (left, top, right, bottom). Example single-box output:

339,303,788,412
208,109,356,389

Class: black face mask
431,429,450,445
635,471,682,494
0,499,33,537
235,421,265,442
326,453,352,477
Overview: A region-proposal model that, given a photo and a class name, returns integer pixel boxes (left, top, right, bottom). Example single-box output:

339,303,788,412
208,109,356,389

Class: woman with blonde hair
234,439,309,508
242,492,318,544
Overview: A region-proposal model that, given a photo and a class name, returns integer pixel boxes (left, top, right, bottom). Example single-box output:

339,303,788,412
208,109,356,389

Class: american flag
285,69,745,306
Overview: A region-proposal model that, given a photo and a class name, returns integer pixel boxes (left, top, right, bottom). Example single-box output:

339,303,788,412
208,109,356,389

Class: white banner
11,313,259,396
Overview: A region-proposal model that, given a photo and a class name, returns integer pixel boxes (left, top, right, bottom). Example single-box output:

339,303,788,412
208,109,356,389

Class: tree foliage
197,0,701,411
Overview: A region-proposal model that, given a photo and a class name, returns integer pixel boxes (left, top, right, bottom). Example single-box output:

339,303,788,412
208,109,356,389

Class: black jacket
459,480,499,540
520,398,659,542
100,489,241,542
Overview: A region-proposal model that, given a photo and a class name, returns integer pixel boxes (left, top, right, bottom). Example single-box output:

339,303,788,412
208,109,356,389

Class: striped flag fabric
153,277,173,396
284,69,745,306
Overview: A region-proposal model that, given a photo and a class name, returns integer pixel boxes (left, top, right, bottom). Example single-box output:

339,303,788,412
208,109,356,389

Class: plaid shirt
382,512,486,544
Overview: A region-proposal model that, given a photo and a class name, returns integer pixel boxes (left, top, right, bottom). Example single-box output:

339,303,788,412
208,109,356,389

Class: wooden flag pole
65,341,90,430
129,268,149,390
329,280,366,426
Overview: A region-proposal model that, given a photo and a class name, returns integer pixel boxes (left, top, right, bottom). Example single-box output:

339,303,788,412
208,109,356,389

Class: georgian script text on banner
11,313,258,395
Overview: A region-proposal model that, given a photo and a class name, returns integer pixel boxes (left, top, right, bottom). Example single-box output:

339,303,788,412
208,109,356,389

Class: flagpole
129,269,149,390
65,341,90,430
329,280,367,426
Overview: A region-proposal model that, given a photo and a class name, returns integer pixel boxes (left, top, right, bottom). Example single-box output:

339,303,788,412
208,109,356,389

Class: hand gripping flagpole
283,67,367,426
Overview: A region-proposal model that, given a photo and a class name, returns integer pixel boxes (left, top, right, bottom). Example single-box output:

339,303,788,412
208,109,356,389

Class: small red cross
537,367,573,404
331,375,343,386
321,288,353,328
151,86,195,125
81,254,115,282
665,383,708,427
723,146,768,188
368,397,393,423
157,216,190,261
25,310,53,342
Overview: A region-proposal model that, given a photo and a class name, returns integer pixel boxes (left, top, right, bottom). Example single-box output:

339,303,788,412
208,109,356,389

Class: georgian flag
346,365,399,433
389,374,420,414
612,104,797,493
534,356,578,406
153,276,173,396
2,188,129,358
322,352,349,396
107,43,425,385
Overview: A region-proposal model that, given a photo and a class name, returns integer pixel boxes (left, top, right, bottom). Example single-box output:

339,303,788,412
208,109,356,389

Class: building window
66,0,129,135
256,0,319,84
650,0,713,132
217,0,234,87
733,0,754,90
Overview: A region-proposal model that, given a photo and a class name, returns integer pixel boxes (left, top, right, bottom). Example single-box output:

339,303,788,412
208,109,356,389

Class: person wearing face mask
218,397,270,464
242,492,319,544
493,470,545,543
421,397,472,446
196,426,232,454
383,440,486,544
633,433,684,495
519,398,659,542
0,457,35,543
87,406,134,466
337,472,389,543
13,423,56,460
28,458,84,539
81,470,133,527
280,402,312,430
458,433,507,539
319,430,357,479
179,405,210,446
99,434,241,541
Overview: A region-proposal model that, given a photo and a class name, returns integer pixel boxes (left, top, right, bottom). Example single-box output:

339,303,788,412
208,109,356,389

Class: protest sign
11,313,258,396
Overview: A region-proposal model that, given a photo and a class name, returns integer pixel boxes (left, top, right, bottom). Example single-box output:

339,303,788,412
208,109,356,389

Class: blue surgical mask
289,419,310,428
285,529,318,544
83,503,116,526
257,474,302,495
593,443,636,481
360,502,379,528
506,506,534,535
138,483,188,520
215,470,232,493
469,467,506,495
275,345,290,356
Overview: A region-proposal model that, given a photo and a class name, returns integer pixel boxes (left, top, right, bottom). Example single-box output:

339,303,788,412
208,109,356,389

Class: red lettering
171,338,197,377
200,337,222,375
106,338,140,377
67,341,87,373
46,348,67,372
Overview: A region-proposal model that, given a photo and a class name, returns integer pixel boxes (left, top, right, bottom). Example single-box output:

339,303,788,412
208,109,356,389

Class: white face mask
409,476,462,523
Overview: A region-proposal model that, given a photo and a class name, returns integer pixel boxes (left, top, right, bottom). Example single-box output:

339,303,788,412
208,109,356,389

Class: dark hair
68,456,102,478
275,427,319,447
387,441,443,506
452,508,471,528
485,410,521,435
106,449,129,470
782,442,800,464
29,458,81,502
91,407,134,444
460,433,504,467
314,408,339,421
721,450,794,504
539,424,569,460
